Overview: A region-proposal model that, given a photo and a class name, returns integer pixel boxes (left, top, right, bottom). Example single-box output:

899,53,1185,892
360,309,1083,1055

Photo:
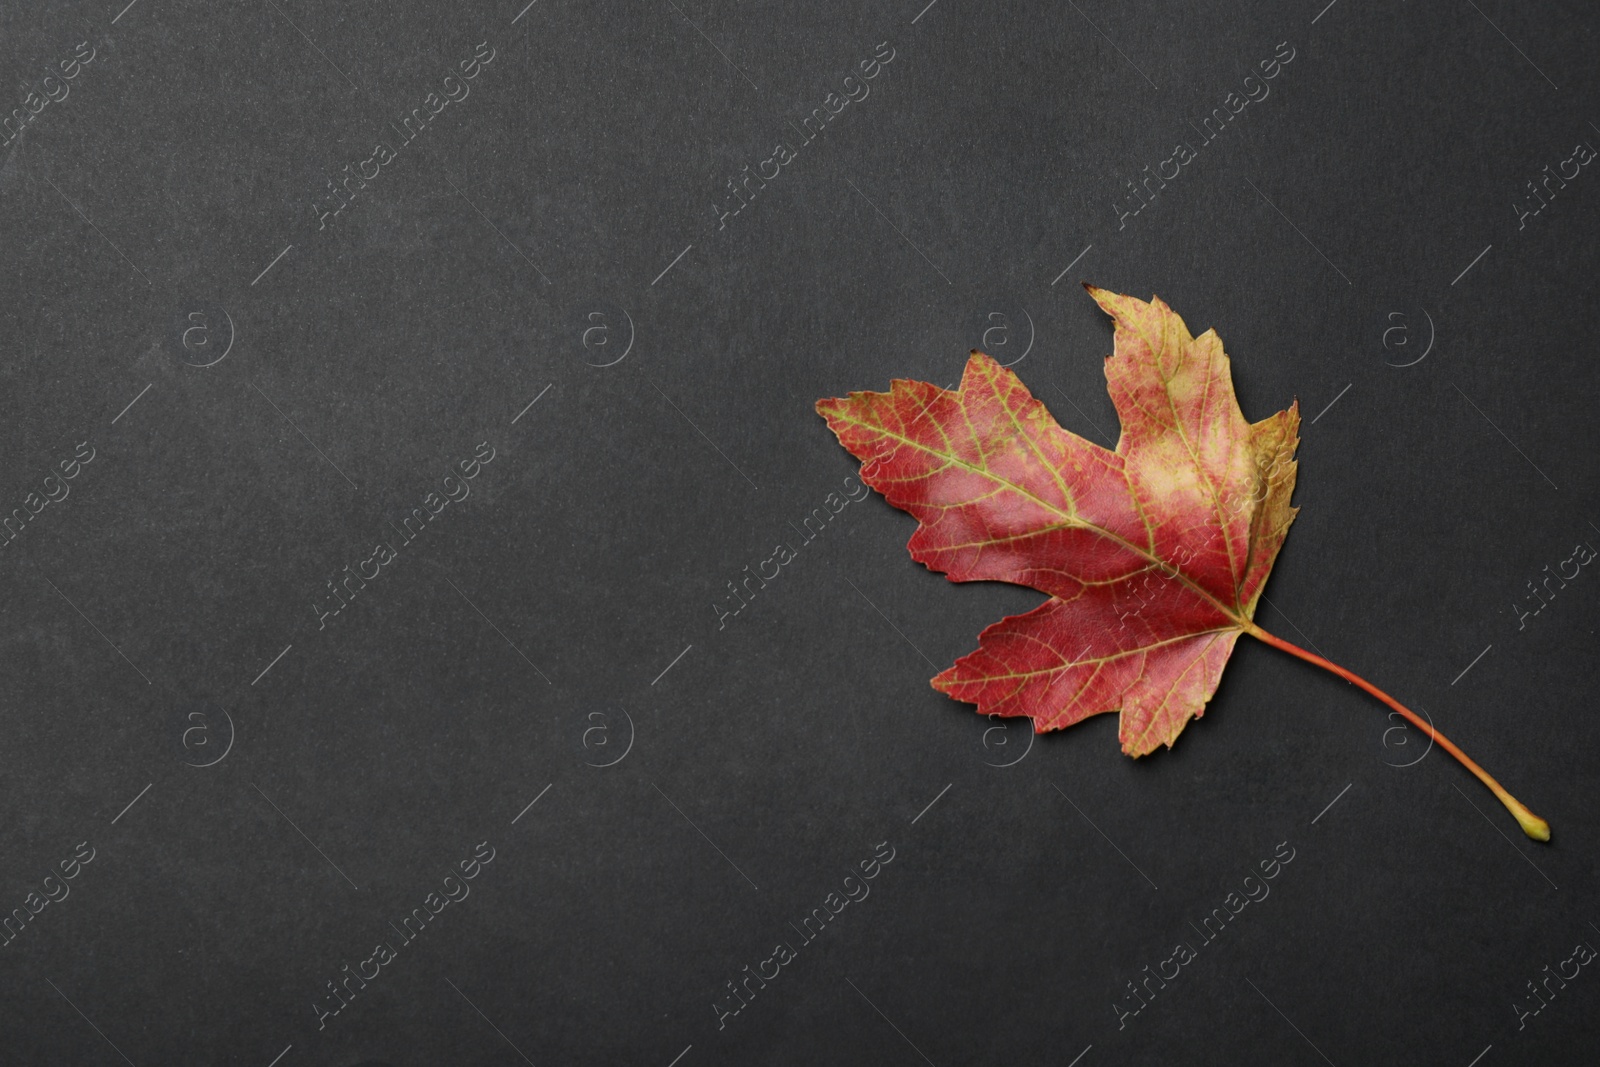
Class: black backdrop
1,1,1597,1064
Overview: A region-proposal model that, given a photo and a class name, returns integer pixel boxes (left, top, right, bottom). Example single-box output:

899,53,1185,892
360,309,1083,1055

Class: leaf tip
1081,282,1119,316
813,394,850,435
958,349,1008,393
1081,284,1158,332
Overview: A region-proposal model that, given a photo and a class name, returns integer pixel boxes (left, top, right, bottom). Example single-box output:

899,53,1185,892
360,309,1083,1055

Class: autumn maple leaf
817,286,1549,841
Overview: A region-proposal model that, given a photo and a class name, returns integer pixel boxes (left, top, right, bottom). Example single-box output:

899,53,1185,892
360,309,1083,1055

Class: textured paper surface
0,1,1596,1063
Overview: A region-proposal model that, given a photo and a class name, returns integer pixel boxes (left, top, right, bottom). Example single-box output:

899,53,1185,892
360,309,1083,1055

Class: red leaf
819,287,1298,755
819,286,1555,841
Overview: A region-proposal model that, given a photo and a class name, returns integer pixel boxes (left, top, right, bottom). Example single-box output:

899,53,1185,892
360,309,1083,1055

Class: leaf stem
1245,624,1550,842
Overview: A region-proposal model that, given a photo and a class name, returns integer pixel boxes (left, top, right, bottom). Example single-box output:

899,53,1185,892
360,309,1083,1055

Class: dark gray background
0,0,1596,1063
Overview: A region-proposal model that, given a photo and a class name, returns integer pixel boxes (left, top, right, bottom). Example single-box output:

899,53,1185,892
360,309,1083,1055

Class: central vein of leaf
838,411,1248,629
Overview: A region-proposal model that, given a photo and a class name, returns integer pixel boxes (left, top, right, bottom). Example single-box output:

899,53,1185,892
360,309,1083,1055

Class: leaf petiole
1246,624,1550,842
